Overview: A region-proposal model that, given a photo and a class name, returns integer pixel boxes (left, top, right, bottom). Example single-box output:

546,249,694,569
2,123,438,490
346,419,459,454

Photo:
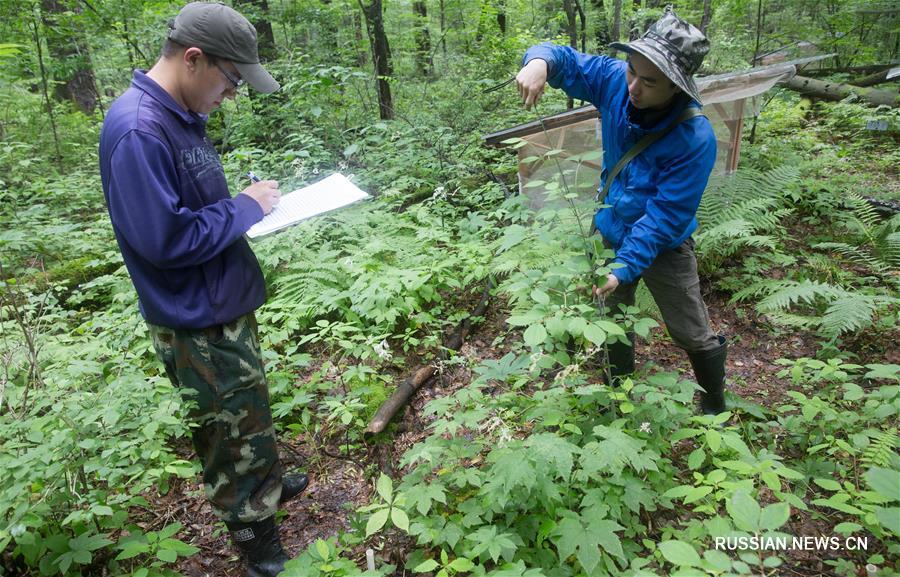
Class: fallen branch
364,277,494,439
782,74,900,108
851,68,898,88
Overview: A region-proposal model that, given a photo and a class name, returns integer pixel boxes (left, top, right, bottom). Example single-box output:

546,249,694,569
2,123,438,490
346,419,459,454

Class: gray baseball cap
167,2,279,93
610,6,709,104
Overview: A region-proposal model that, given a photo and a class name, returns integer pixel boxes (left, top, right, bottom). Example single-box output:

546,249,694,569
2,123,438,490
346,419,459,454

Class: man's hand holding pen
241,171,281,215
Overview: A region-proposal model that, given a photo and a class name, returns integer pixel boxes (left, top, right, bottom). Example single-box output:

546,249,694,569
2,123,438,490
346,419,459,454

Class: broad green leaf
705,429,721,452
449,558,475,570
115,541,148,560
875,507,900,535
658,540,701,567
531,289,550,305
366,508,390,537
583,323,607,346
524,323,548,346
391,507,410,532
414,559,440,572
315,539,330,560
684,486,713,504
760,503,790,531
813,478,842,492
376,473,393,502
727,491,760,532
864,468,900,500
687,447,705,469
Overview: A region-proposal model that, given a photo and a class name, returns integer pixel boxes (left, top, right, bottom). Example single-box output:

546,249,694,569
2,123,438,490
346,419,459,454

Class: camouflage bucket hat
610,6,709,104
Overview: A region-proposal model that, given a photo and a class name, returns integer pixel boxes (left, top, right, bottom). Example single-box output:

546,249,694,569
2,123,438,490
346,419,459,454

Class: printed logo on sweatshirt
179,145,223,180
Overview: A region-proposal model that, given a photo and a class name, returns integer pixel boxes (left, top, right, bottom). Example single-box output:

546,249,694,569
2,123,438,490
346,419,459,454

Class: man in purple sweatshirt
99,4,305,575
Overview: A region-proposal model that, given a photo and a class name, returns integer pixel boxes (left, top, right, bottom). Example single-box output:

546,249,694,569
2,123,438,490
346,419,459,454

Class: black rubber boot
279,473,309,504
227,517,290,577
603,332,635,386
687,336,727,415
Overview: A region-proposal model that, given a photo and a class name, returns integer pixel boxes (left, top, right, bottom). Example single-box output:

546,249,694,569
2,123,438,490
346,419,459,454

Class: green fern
695,166,800,270
819,294,886,340
814,210,900,279
862,428,898,469
755,280,843,312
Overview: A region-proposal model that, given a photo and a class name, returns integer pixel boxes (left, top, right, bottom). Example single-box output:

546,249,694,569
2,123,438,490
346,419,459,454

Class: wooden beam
483,105,599,147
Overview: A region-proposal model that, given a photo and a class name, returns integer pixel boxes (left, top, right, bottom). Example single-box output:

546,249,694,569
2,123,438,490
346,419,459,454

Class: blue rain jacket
99,71,266,329
523,44,717,285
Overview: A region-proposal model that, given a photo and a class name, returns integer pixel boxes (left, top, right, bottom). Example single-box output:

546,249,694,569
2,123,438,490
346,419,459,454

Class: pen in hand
244,171,280,215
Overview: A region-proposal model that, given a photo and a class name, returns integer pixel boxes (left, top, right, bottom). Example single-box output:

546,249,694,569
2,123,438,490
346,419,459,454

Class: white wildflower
639,422,651,434
529,351,544,373
373,339,392,361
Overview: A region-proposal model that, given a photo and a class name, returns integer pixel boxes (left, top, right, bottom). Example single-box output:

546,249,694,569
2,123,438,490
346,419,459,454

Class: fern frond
756,280,843,313
814,242,888,276
862,428,898,469
819,293,879,339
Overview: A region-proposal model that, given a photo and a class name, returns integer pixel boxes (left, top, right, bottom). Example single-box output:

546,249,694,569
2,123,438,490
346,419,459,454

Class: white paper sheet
246,173,369,239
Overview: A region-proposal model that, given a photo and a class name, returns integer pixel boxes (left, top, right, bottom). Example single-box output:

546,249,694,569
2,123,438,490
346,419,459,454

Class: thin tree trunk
563,0,578,109
575,0,586,52
41,0,99,114
700,0,712,34
234,0,277,60
591,0,611,50
439,0,446,55
30,6,63,169
354,11,367,67
496,0,507,34
412,0,433,76
359,0,394,119
609,0,622,56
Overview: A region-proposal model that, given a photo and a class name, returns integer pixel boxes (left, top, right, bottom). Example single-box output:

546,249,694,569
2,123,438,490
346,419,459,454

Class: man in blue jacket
516,7,727,414
99,4,307,575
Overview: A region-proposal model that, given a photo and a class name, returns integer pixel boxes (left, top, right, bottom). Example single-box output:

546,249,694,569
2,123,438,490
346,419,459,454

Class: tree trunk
700,0,712,34
851,68,896,87
234,0,277,60
591,0,611,51
496,0,507,34
412,0,433,76
30,6,63,169
359,0,394,119
783,75,900,108
563,0,578,109
439,0,447,55
40,0,99,114
354,11,367,67
609,0,622,56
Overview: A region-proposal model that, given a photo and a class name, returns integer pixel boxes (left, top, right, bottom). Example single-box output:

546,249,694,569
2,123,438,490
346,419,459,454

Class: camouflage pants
148,313,283,523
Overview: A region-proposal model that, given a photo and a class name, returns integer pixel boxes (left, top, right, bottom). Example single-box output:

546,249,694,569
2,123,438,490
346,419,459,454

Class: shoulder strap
596,106,702,203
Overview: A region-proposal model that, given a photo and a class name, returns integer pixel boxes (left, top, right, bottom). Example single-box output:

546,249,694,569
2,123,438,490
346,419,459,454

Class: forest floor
155,283,896,577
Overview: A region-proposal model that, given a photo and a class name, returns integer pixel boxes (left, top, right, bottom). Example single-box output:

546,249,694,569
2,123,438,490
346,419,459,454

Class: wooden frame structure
483,58,828,194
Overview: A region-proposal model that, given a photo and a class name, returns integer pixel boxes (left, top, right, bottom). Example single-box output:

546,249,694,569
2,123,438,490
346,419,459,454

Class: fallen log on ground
851,68,898,88
805,64,892,78
364,277,494,438
783,74,900,107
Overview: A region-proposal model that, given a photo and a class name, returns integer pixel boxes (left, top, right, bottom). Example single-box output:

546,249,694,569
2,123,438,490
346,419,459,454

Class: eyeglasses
213,61,244,89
